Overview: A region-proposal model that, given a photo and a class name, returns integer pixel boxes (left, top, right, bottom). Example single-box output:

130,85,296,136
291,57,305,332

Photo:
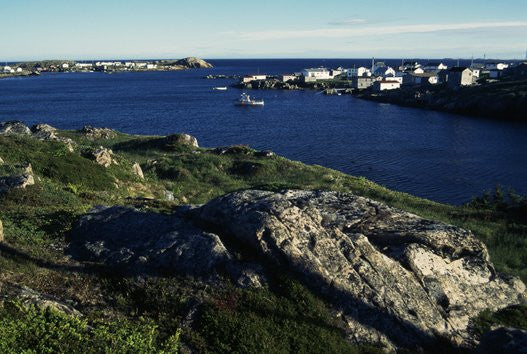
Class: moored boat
235,92,264,106
213,86,228,91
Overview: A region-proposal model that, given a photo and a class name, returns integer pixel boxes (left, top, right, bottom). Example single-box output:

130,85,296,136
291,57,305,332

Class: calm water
0,59,526,205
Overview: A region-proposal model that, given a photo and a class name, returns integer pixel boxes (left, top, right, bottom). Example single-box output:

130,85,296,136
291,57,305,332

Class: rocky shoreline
1,120,526,352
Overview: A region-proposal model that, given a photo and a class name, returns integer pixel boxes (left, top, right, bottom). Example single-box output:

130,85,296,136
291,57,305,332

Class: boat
235,92,264,106
213,86,228,91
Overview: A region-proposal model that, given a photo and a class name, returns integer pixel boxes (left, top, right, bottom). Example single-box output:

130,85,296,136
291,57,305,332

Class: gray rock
31,124,75,152
132,162,144,179
0,157,4,164
196,189,526,349
86,147,116,167
79,125,116,140
0,283,81,316
163,133,199,148
68,206,232,277
477,327,527,354
0,121,31,135
0,173,35,193
175,57,213,69
163,190,175,201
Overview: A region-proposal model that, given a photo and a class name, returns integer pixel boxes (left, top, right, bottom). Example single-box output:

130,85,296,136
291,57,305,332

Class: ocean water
0,59,525,205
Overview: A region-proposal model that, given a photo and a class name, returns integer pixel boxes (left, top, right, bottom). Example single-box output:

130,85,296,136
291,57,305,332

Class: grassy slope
0,130,526,352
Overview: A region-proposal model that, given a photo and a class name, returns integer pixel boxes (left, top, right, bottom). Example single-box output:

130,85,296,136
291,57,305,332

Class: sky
1,0,526,60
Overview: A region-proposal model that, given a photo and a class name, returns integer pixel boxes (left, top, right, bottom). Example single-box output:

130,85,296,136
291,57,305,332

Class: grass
1,128,526,352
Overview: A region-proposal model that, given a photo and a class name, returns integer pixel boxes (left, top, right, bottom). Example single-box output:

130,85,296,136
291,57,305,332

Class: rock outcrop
196,190,526,349
0,219,3,242
0,163,35,193
79,125,117,140
163,133,199,148
175,57,213,69
86,147,117,167
68,206,232,277
67,189,526,350
31,124,75,151
0,121,31,135
132,162,144,179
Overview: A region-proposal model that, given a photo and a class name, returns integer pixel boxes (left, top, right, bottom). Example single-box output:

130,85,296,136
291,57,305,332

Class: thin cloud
328,18,367,26
235,21,527,41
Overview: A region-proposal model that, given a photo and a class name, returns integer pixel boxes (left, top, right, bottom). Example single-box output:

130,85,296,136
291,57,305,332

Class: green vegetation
1,128,526,352
0,301,180,353
473,305,527,335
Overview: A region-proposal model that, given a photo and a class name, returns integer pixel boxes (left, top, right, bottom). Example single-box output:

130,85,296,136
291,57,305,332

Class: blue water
0,59,526,205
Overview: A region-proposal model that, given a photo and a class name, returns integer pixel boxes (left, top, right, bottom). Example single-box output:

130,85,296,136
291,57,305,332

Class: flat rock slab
68,206,231,277
196,190,526,349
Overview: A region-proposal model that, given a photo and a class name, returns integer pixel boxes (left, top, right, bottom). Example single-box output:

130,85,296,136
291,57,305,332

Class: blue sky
1,0,526,60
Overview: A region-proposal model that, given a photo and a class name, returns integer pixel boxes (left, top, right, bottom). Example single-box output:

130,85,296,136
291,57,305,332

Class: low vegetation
1,128,526,352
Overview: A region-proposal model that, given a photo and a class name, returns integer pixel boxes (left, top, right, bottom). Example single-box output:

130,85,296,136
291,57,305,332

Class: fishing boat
235,92,264,106
213,86,228,91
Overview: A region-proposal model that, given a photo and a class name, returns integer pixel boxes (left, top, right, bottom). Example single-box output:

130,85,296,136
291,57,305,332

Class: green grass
1,129,527,352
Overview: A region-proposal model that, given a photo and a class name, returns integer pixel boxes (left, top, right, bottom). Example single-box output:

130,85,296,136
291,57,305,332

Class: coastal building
346,67,371,78
2,66,14,73
16,67,23,73
384,76,403,84
62,63,69,69
441,67,474,87
242,74,267,83
423,62,448,71
373,80,401,91
351,76,375,89
373,66,396,77
280,74,297,83
146,64,157,70
75,63,93,69
411,73,438,85
399,61,421,72
302,68,331,81
412,67,425,74
489,69,503,79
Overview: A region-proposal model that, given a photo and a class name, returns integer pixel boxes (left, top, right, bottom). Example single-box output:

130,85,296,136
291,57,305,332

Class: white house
242,74,267,83
2,66,14,73
146,63,157,70
302,68,331,80
423,62,448,71
384,76,403,84
280,74,297,82
346,67,371,78
412,67,425,74
62,63,69,69
373,80,401,91
16,67,23,73
470,68,481,78
373,66,396,77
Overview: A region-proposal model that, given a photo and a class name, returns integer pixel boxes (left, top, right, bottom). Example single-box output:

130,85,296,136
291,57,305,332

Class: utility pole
371,57,374,72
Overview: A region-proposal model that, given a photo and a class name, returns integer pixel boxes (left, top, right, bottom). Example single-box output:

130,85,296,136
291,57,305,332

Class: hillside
0,121,526,353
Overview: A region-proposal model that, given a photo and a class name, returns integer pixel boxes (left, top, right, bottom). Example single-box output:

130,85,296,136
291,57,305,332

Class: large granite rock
0,121,31,135
86,147,117,167
68,206,232,277
196,190,526,349
31,124,76,152
79,125,116,140
163,133,199,148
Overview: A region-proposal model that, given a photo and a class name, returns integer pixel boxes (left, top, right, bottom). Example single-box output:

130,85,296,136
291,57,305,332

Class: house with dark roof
439,67,474,87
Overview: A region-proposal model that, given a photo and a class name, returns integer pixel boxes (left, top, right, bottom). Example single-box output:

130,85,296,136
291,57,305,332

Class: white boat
235,92,264,106
213,86,228,91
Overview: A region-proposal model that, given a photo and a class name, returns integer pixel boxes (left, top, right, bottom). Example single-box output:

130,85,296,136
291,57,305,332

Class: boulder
132,162,144,179
0,121,31,135
175,57,213,69
87,147,117,167
0,173,35,193
477,327,527,354
0,157,4,164
68,206,232,277
79,125,116,140
163,134,199,148
0,283,81,316
196,190,526,349
31,124,75,152
0,219,3,242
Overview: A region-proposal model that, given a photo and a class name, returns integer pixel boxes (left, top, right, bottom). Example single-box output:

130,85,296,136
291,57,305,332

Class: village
239,59,527,92
1,57,212,77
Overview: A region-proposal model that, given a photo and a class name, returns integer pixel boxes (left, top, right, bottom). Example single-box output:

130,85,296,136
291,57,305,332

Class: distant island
0,57,213,78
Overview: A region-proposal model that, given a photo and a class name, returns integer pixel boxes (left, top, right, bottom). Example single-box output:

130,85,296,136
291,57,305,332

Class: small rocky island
0,120,526,353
